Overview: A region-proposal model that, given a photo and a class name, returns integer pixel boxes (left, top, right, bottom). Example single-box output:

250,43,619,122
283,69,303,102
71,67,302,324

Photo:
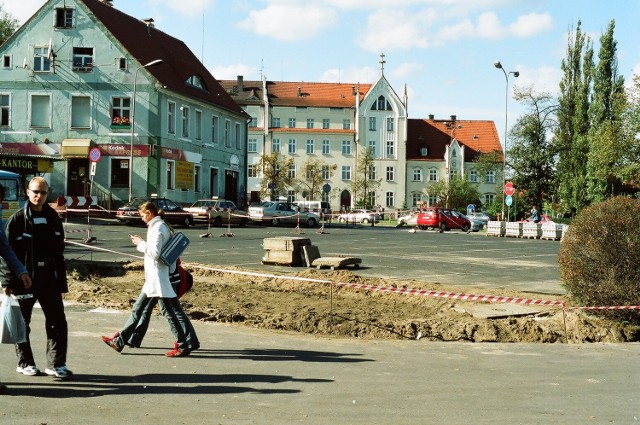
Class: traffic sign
505,182,515,196
505,195,513,206
89,147,102,162
89,161,97,176
322,183,331,193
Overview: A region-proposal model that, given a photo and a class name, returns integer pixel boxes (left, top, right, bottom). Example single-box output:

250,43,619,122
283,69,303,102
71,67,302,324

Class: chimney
450,114,457,122
297,86,302,97
143,18,155,34
237,75,244,93
428,114,434,120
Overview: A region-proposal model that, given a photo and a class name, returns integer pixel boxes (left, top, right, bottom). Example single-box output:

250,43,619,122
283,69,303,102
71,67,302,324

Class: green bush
558,196,640,322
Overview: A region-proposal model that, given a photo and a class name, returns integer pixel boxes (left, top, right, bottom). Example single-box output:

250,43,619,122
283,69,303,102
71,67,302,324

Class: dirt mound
64,259,640,343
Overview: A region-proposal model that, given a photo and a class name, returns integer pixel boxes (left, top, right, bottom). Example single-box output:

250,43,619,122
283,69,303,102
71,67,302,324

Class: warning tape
62,240,640,312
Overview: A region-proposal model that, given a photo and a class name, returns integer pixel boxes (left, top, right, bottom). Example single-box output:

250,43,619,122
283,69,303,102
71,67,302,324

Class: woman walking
101,202,198,356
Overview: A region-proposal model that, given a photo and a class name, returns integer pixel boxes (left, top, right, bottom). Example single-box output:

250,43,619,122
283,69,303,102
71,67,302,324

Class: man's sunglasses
29,190,48,195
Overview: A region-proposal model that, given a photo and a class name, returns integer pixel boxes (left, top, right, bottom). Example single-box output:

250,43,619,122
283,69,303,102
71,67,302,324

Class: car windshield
259,202,275,208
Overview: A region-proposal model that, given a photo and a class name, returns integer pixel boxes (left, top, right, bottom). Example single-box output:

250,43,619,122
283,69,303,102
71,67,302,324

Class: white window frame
368,140,377,157
322,165,330,180
369,116,376,131
322,118,330,129
166,160,175,190
306,139,314,154
341,140,351,155
2,55,11,69
341,165,352,181
33,46,51,73
412,168,422,182
235,122,241,149
195,109,202,141
386,166,395,182
181,106,190,138
288,117,296,128
167,101,176,134
386,140,395,158
385,191,394,208
272,117,280,128
248,138,258,153
343,119,351,130
224,120,231,147
29,93,51,128
287,164,296,179
0,93,11,127
211,115,218,144
469,170,479,183
70,95,91,129
486,170,496,183
54,7,73,28
306,118,314,129
322,139,330,154
272,138,281,153
429,169,438,182
288,138,296,154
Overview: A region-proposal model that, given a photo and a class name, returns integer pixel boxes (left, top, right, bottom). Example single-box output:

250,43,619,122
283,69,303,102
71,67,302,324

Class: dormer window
420,148,428,156
451,149,457,157
55,8,74,28
186,75,207,91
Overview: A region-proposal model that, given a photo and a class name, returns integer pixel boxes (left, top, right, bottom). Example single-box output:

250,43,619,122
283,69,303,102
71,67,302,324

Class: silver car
249,201,319,227
337,209,380,224
459,213,485,232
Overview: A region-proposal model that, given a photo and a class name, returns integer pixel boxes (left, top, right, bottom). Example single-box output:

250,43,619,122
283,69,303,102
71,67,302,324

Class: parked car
248,201,319,227
116,197,193,227
466,212,495,224
459,213,485,232
416,207,471,232
183,198,248,227
293,200,331,216
337,209,380,224
396,208,423,227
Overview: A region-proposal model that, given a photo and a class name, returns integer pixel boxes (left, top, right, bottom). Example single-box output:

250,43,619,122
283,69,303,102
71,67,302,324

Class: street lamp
494,60,519,221
129,59,163,202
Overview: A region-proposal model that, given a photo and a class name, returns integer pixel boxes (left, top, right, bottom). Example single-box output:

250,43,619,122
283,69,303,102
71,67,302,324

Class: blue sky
5,0,640,143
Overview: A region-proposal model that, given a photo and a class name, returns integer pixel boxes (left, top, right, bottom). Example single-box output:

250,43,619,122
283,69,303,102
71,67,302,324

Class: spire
379,52,386,75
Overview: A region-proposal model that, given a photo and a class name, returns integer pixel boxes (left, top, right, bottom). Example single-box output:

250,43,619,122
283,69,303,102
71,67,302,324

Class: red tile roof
219,78,372,108
407,119,502,162
80,0,246,116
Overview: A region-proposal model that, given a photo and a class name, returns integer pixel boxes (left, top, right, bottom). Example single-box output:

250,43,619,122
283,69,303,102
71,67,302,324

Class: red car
416,207,471,232
518,214,553,223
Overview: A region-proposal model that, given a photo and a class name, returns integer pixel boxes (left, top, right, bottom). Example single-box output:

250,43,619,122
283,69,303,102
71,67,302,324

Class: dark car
116,197,194,227
416,207,471,232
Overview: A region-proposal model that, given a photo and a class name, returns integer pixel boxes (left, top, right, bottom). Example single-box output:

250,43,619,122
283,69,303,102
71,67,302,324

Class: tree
427,176,481,212
586,20,626,202
258,153,295,201
294,157,335,201
554,21,593,215
0,5,19,45
508,87,558,210
352,147,381,208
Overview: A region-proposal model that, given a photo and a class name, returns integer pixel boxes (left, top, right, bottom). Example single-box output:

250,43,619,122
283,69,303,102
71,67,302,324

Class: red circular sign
89,147,102,162
505,182,515,196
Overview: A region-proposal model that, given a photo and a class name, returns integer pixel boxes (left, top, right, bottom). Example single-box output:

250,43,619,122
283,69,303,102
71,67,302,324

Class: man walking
2,177,72,379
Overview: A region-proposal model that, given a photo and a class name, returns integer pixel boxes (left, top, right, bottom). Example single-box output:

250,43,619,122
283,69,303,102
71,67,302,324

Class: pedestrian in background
2,177,71,379
102,201,199,356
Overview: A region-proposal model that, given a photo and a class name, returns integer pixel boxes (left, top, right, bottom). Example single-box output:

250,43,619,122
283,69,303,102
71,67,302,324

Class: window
469,170,479,183
369,116,376,131
2,55,10,68
306,118,314,129
167,101,176,134
484,193,495,205
322,139,330,154
412,168,422,182
224,120,231,147
272,138,281,153
195,110,202,140
322,118,330,129
368,140,377,157
428,194,437,206
33,47,50,72
341,165,351,180
322,165,330,180
72,47,93,71
411,192,422,207
211,115,218,143
386,166,395,182
249,116,257,127
235,123,241,149
111,96,130,125
378,96,386,110
385,191,394,207
248,164,259,178
30,94,51,128
486,170,496,183
386,117,394,132
71,96,90,128
194,165,201,192
368,166,376,180
0,94,10,127
367,192,376,208
110,158,129,188
272,117,280,128
181,106,190,138
248,138,258,153
386,140,395,158
55,7,73,28
118,57,127,71
288,118,296,128
429,169,438,182
167,161,175,190
287,164,296,179
450,169,459,179
341,140,351,155
186,75,207,91
288,139,296,154
343,119,350,130
287,190,296,203
306,139,314,154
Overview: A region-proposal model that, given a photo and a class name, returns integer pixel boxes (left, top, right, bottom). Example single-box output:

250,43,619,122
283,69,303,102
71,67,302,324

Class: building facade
0,0,248,208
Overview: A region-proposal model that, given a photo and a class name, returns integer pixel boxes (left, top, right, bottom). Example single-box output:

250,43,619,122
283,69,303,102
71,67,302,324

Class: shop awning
61,139,92,157
0,142,61,173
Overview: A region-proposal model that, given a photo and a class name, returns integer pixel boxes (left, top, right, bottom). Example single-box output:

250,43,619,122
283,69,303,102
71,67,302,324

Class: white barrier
522,222,542,239
505,222,523,238
486,221,505,237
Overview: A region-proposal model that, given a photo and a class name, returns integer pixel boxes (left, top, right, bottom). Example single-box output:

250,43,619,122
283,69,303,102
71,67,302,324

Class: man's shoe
16,365,40,376
102,335,123,353
165,347,189,357
45,365,73,379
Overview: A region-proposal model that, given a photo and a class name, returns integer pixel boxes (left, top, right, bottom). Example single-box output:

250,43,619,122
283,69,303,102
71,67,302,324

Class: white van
293,200,331,215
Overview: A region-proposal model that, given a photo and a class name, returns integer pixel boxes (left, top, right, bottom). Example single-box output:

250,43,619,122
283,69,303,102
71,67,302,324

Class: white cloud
210,63,258,80
513,64,562,95
1,0,42,24
475,12,505,39
150,0,214,18
391,62,424,79
358,8,439,51
237,4,338,41
319,66,378,84
509,13,553,37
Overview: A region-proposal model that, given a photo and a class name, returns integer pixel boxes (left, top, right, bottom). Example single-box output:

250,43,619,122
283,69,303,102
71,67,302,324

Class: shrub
558,196,640,322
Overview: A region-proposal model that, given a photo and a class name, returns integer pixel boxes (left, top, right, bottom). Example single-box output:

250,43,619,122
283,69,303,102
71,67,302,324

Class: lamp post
129,59,163,202
494,60,519,221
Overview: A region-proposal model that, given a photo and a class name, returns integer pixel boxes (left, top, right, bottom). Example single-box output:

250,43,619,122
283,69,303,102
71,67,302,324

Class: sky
4,0,640,145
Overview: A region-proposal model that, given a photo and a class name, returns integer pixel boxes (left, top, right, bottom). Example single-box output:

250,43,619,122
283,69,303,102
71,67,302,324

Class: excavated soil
65,260,640,343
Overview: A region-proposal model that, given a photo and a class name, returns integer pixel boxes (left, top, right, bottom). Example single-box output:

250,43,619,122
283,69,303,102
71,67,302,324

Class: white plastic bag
0,295,27,344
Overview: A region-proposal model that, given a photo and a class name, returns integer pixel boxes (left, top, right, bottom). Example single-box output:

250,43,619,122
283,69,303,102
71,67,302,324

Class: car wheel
338,217,346,223
306,217,317,227
440,222,447,232
362,218,369,223
271,217,279,226
183,216,192,228
213,216,222,227
462,224,470,232
419,225,427,230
